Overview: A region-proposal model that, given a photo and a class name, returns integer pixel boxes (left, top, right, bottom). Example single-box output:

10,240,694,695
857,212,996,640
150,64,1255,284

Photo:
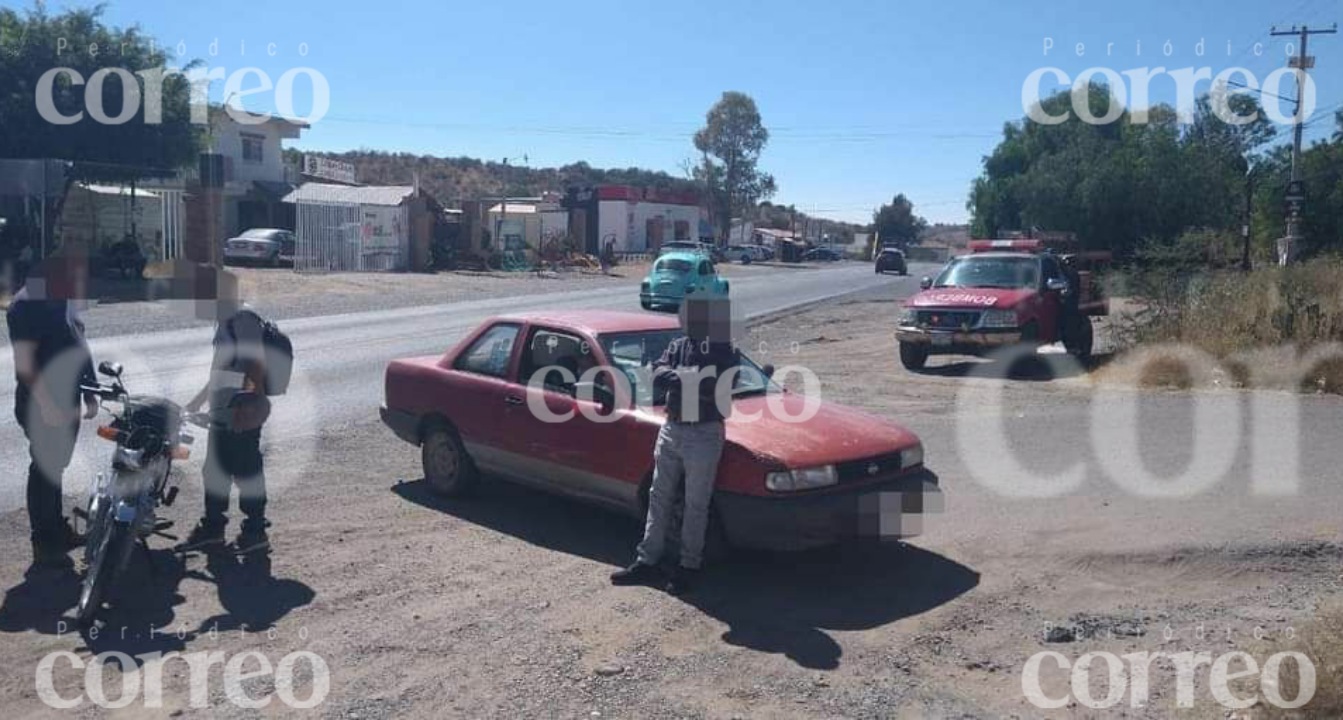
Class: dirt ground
0,293,1338,718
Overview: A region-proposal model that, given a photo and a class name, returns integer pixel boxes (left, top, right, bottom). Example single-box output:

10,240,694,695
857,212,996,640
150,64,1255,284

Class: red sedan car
381,311,940,551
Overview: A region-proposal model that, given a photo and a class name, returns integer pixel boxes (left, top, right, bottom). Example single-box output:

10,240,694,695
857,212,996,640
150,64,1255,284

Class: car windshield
934,256,1038,289
240,229,280,240
655,258,693,273
598,330,777,407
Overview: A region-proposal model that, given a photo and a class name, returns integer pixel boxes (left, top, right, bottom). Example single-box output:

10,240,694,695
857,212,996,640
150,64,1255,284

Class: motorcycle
74,361,200,626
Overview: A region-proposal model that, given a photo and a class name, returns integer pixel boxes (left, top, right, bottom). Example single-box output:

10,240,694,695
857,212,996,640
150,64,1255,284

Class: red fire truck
894,238,1109,370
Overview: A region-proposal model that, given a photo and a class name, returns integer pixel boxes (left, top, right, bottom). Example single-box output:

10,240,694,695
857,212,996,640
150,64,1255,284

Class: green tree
694,91,776,241
966,83,1275,259
872,194,926,247
0,3,200,170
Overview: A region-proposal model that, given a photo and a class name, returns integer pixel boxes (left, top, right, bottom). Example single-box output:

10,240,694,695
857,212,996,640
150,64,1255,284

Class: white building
562,185,706,255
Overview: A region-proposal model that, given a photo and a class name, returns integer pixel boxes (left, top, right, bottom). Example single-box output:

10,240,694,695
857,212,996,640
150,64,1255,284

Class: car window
454,324,520,379
241,229,279,240
935,256,1039,289
656,258,693,273
598,330,778,407
518,328,594,394
698,260,713,276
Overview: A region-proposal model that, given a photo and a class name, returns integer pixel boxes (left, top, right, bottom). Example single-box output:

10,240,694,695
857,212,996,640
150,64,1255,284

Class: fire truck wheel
899,342,929,371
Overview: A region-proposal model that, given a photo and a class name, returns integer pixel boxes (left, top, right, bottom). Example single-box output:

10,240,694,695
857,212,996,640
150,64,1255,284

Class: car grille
835,452,904,484
915,310,981,330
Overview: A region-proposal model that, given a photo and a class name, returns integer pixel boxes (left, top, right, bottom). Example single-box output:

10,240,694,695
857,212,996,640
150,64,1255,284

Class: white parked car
727,244,770,264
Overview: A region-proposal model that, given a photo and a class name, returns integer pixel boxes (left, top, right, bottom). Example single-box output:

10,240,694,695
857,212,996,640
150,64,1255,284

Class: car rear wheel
899,342,929,371
422,420,478,497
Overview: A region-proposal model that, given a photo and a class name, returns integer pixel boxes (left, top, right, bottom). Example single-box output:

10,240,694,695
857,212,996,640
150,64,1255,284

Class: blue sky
36,0,1343,224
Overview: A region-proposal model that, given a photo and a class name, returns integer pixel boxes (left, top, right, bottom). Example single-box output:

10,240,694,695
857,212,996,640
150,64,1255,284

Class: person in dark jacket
612,296,737,595
174,267,273,555
7,255,98,569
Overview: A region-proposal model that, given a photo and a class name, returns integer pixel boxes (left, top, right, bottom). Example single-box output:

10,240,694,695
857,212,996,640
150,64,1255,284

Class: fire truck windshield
934,255,1039,289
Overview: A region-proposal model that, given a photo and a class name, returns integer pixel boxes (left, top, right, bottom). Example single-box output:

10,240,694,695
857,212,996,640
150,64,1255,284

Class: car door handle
504,395,525,406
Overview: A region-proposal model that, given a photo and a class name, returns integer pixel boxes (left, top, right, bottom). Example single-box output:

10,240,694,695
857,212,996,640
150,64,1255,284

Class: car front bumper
224,249,275,262
380,406,420,445
715,468,942,551
896,325,1022,349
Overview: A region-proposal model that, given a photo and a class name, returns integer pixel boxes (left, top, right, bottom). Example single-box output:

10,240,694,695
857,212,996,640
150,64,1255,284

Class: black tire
1064,315,1094,360
899,342,929,371
421,419,478,497
77,521,134,626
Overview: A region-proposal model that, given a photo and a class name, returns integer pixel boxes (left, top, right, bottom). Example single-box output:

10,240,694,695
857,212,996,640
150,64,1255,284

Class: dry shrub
1138,355,1194,389
1114,260,1343,393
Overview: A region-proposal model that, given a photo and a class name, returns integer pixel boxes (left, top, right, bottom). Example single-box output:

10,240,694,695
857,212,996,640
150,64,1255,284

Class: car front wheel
899,342,929,371
422,420,478,497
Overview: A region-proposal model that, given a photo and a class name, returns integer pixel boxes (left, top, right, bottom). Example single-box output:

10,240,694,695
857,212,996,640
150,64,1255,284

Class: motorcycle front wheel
76,519,134,626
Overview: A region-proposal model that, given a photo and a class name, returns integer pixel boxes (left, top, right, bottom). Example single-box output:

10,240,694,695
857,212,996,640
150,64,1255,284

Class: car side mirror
919,276,933,290
1046,277,1070,294
762,363,776,379
98,361,123,378
573,381,615,413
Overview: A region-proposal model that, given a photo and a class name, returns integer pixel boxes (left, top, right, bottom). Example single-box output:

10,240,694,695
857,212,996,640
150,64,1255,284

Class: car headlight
898,307,917,326
901,443,924,469
765,465,838,492
979,309,1018,328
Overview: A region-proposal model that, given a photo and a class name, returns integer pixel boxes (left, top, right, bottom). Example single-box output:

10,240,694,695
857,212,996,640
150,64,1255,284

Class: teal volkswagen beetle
639,250,730,312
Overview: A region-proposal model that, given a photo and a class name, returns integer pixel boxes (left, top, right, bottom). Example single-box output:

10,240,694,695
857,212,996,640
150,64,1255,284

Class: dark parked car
875,247,908,275
802,247,843,262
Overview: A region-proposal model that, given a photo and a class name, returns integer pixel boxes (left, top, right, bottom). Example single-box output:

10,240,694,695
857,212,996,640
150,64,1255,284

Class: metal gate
295,201,362,273
294,201,409,272
159,189,185,260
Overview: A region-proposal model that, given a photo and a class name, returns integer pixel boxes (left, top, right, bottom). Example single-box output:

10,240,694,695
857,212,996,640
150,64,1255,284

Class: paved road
0,262,927,511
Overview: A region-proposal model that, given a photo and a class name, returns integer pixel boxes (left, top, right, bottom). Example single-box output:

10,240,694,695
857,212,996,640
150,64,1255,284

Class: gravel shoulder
0,281,1338,718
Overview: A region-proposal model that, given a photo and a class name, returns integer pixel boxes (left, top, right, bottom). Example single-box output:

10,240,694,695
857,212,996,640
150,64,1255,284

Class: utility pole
1270,23,1337,264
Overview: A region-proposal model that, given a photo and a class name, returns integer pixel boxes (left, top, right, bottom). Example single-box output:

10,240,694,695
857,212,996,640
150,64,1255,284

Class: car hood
905,287,1034,310
719,393,920,468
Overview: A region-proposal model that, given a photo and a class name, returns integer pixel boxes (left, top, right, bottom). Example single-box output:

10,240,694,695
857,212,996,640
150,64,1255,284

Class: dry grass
1110,260,1343,393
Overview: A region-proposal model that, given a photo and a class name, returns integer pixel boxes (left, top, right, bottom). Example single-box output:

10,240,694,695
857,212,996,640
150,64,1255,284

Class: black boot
665,566,700,596
233,520,271,555
610,561,662,586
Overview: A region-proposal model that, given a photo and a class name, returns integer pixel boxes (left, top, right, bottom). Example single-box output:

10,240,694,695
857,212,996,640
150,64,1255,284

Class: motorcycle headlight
765,465,838,492
901,443,924,469
979,309,1018,328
